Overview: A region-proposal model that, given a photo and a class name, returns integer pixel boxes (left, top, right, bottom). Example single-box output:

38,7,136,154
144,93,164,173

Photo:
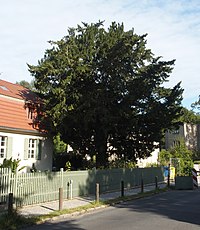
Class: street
25,189,200,230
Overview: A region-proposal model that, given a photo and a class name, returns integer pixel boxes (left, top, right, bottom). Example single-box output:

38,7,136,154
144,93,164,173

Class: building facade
165,123,200,151
0,79,53,172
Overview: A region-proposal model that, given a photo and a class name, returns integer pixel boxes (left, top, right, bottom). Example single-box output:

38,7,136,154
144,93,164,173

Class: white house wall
137,148,159,168
0,131,53,173
165,125,184,150
165,123,200,151
184,123,198,151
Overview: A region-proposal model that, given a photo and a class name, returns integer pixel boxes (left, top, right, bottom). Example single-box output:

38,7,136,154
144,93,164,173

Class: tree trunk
96,142,108,168
95,127,108,168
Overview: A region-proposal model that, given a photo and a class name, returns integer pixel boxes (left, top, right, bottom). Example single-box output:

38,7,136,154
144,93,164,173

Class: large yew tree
29,22,183,168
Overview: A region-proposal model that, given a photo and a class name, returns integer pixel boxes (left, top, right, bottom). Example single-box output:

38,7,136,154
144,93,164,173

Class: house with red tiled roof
0,79,53,172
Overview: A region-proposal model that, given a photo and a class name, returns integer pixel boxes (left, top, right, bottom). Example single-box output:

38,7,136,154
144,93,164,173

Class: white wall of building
0,131,53,173
137,148,159,168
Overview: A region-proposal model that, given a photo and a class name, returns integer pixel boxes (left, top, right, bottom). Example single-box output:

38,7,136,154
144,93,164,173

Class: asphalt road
25,189,200,230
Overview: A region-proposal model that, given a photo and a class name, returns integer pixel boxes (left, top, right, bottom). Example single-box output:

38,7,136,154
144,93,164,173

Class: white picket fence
0,168,66,207
0,167,164,208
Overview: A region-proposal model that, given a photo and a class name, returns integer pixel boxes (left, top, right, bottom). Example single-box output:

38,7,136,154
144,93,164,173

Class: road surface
25,189,200,230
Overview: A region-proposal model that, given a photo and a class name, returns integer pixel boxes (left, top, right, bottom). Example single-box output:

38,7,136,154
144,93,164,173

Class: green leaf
28,21,183,168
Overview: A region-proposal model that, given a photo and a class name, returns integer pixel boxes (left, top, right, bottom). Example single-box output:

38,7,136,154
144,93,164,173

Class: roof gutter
0,126,47,137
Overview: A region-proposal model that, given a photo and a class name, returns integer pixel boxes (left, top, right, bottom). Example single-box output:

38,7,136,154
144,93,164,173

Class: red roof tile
0,80,40,132
0,79,37,101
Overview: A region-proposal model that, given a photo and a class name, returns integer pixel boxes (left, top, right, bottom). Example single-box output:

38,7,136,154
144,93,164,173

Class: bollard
59,187,63,211
141,178,144,193
155,176,158,189
8,193,13,215
95,183,100,203
121,180,124,197
167,164,170,188
69,180,73,200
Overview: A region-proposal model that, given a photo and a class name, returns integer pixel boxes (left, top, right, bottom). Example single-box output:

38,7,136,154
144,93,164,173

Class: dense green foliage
179,107,200,124
159,139,193,176
0,158,25,173
29,21,183,168
16,80,35,90
191,95,200,111
53,133,67,154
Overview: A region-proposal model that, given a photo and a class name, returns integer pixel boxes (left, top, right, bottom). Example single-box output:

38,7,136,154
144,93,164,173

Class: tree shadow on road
118,189,200,226
24,219,85,230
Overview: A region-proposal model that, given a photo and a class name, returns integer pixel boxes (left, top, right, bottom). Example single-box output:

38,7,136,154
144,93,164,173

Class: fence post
155,176,158,189
70,180,73,200
121,180,124,197
8,193,13,215
60,168,64,188
59,187,63,211
141,177,144,193
14,171,18,205
95,183,100,203
167,164,170,188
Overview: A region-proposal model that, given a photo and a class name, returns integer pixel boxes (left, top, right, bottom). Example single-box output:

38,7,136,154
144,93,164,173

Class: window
24,138,42,160
0,136,7,158
0,85,9,91
28,139,37,159
171,130,179,134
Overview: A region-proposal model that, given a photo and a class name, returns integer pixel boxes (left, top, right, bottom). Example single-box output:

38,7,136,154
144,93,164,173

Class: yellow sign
170,166,175,180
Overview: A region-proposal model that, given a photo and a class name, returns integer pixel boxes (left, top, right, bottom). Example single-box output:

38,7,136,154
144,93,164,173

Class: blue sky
0,0,200,109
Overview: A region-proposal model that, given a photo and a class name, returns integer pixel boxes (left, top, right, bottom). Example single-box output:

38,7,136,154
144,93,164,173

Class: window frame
0,136,7,158
28,139,37,159
24,138,42,160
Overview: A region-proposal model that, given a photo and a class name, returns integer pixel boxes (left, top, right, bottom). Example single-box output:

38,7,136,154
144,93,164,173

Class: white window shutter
24,138,29,160
6,137,13,159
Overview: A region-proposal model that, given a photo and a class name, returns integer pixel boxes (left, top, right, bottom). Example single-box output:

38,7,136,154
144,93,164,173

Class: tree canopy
159,139,193,176
179,107,200,124
16,80,35,90
28,21,183,168
192,95,200,112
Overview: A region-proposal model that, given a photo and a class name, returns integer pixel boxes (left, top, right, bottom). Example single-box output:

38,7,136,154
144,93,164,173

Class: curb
36,204,109,224
35,187,169,225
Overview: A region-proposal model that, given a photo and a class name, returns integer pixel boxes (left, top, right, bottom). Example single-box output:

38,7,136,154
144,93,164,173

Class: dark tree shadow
78,167,164,197
23,189,200,229
116,189,200,226
23,219,85,230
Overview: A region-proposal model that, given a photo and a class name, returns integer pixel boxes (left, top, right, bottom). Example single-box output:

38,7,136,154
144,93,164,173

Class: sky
0,0,200,109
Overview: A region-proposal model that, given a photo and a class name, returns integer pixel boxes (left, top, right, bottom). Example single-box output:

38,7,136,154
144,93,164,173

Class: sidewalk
19,182,167,217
